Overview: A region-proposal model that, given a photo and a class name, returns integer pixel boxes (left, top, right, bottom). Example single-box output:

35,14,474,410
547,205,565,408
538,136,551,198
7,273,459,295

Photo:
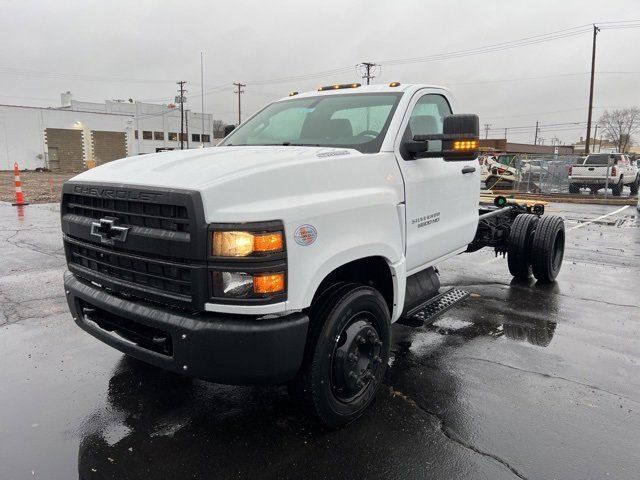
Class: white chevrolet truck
569,153,639,195
62,83,565,426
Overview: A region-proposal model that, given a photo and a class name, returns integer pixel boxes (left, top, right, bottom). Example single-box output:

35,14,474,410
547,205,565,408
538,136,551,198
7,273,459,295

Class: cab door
394,90,480,273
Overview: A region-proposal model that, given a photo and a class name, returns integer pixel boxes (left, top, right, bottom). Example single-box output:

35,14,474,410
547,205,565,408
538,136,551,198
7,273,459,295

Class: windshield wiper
281,142,321,147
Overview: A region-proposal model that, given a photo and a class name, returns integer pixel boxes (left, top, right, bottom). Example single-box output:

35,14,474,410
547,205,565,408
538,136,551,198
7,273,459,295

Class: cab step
397,287,470,328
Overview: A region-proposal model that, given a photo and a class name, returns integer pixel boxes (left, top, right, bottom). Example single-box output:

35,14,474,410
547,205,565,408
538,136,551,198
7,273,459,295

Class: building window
135,130,139,139
202,134,211,143
192,133,201,142
168,132,178,141
154,131,164,140
142,131,153,140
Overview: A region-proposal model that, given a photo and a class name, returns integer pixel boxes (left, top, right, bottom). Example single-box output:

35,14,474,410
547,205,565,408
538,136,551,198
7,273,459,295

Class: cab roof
282,83,449,100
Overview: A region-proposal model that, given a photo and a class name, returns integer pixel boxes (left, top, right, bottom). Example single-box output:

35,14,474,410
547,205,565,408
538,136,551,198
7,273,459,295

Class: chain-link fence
482,154,584,195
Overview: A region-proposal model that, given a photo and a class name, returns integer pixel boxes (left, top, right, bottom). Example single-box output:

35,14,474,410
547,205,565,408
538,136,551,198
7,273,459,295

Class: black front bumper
64,272,309,385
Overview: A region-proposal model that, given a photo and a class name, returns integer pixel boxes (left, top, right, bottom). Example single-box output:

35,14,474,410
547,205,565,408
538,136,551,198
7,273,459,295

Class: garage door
91,131,127,165
45,128,85,172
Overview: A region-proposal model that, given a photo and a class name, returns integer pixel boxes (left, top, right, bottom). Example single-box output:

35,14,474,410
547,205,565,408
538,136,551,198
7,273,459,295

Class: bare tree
598,108,640,153
212,119,225,138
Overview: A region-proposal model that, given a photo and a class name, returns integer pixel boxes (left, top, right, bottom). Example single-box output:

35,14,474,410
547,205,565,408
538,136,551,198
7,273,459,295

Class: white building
0,92,217,171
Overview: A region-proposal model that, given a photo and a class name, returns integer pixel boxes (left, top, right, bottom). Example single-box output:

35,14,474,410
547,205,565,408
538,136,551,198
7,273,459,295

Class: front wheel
289,283,390,427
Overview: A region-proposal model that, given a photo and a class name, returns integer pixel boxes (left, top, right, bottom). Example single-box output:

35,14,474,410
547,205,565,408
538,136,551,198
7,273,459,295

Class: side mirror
404,114,480,161
224,125,236,137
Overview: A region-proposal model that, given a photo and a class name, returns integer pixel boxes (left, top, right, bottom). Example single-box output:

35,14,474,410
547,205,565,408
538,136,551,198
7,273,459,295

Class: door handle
461,166,476,174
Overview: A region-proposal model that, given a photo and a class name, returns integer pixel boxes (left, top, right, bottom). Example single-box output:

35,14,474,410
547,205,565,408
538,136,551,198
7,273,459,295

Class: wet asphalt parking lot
0,201,638,480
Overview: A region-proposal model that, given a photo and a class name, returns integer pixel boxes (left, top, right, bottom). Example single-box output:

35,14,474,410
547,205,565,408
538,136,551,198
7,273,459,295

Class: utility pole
593,123,598,152
201,52,205,148
504,128,507,140
185,110,190,149
534,121,539,145
233,82,246,125
357,62,379,85
176,81,187,150
585,24,600,155
484,123,491,139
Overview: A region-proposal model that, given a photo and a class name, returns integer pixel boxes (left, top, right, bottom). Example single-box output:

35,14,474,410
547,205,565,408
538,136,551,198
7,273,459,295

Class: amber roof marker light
318,83,362,92
389,82,401,87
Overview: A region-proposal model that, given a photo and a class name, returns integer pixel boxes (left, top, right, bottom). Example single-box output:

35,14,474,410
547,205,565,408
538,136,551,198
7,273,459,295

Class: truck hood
71,146,359,190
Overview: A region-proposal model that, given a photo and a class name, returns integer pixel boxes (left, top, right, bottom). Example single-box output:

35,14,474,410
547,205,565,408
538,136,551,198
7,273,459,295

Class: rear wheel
612,178,623,196
590,186,600,195
289,283,390,427
485,175,501,190
530,215,565,283
507,214,539,279
569,183,580,194
630,175,639,195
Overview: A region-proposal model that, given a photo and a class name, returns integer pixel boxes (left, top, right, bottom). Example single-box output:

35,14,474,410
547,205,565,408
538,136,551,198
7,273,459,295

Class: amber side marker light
453,140,479,150
389,81,401,87
253,272,285,295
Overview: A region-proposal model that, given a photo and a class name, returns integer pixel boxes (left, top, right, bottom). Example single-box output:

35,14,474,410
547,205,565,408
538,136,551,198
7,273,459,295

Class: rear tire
530,215,565,283
569,183,580,194
288,283,390,427
630,175,639,195
590,186,600,195
612,178,623,196
507,214,538,279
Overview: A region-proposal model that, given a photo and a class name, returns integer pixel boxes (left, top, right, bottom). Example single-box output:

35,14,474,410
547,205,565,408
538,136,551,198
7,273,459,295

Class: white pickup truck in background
569,153,639,195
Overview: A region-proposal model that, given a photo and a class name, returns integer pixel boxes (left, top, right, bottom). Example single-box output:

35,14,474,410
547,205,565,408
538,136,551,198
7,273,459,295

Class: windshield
584,154,619,165
497,154,516,166
220,93,403,153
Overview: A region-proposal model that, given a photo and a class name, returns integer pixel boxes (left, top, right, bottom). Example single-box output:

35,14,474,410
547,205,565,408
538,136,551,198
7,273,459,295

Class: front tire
289,283,391,427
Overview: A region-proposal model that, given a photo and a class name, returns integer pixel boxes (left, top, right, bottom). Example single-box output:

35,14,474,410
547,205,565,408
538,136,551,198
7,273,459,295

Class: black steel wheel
530,215,565,283
289,283,390,427
507,213,539,279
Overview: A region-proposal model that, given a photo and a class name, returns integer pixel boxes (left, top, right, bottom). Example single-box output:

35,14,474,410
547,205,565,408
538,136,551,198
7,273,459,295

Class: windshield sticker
294,224,318,246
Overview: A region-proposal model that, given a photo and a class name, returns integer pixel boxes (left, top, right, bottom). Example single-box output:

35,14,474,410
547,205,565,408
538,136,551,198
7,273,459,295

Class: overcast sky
0,0,638,144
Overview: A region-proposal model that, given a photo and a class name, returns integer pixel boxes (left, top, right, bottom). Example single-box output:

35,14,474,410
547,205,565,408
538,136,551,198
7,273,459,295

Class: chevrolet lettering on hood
73,185,163,202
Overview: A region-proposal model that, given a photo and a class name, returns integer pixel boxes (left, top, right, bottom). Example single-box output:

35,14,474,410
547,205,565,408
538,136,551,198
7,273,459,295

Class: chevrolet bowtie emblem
90,217,130,245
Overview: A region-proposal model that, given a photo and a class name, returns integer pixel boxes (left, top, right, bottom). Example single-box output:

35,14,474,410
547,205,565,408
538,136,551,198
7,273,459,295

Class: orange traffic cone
11,163,29,206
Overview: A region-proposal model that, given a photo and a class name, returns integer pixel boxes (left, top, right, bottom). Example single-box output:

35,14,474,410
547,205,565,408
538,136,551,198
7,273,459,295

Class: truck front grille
64,192,190,232
67,237,192,299
61,183,208,309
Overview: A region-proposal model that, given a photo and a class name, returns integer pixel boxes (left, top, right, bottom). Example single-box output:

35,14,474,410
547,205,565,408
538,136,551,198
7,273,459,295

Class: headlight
212,231,283,257
212,271,286,299
208,221,287,304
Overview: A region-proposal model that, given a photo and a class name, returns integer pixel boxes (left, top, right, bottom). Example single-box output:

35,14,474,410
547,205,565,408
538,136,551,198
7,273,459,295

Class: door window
403,94,452,156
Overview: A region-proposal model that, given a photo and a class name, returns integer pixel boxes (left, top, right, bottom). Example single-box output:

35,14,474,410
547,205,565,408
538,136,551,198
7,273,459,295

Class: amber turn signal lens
453,140,479,150
253,272,285,295
253,232,283,253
